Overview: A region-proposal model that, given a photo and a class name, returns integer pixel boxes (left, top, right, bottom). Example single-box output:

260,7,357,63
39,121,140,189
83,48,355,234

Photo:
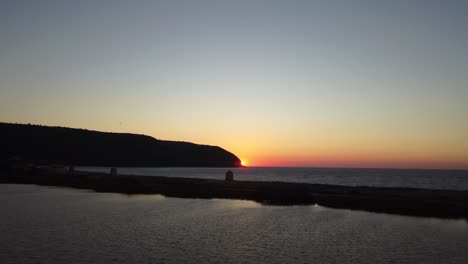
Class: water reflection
2,184,468,264
425,218,468,230
120,194,166,201
212,198,262,208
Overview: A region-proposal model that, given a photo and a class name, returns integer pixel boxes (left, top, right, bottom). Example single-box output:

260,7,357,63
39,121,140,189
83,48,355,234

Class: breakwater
1,169,468,219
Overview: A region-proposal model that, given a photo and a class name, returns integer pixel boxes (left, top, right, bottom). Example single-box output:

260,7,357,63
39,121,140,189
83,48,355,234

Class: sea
77,166,468,190
2,167,468,263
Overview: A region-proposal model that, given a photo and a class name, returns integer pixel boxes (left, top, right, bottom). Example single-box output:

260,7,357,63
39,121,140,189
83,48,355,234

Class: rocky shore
1,169,468,219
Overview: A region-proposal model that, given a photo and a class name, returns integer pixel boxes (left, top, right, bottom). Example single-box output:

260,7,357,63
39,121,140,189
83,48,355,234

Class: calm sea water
78,166,468,190
1,184,468,264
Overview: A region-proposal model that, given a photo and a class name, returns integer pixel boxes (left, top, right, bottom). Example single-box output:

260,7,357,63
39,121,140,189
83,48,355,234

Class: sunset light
1,0,467,170
1,2,468,263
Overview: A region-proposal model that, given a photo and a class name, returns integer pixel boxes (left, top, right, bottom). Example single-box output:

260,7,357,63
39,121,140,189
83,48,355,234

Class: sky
1,0,468,169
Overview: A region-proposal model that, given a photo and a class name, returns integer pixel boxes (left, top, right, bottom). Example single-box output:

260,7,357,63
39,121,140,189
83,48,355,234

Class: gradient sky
1,0,468,169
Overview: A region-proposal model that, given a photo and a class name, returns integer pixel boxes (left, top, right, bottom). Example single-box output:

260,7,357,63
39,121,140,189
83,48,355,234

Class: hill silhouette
0,123,241,167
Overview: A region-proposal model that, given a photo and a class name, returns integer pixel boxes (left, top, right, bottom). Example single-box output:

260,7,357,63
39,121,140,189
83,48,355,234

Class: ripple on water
0,184,468,264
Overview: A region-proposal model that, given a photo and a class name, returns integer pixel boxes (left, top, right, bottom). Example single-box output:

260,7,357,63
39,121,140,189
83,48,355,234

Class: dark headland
0,122,241,167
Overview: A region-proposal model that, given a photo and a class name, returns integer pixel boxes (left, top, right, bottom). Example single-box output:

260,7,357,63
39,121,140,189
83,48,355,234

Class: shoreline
1,169,468,219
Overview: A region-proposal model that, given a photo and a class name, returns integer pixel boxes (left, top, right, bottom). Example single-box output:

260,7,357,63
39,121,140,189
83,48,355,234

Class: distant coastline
2,168,468,219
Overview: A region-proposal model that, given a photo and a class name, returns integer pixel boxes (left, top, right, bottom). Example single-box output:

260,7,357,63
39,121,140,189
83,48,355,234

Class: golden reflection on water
119,194,166,201
213,199,263,208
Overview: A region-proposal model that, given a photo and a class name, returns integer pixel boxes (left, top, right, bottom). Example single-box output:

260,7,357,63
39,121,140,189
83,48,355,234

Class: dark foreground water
1,184,468,264
78,167,468,190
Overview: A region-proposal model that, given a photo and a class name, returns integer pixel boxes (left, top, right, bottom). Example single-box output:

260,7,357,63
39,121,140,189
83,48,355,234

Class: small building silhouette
110,168,117,176
225,170,234,181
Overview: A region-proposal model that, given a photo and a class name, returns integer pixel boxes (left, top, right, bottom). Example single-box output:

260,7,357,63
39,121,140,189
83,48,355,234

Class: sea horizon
76,166,468,191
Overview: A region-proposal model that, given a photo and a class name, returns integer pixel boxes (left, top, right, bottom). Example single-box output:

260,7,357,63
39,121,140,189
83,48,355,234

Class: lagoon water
1,184,468,264
78,167,468,190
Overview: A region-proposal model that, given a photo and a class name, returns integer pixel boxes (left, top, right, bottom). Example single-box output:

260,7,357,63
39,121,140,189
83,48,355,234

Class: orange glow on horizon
224,134,468,170
244,154,468,170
